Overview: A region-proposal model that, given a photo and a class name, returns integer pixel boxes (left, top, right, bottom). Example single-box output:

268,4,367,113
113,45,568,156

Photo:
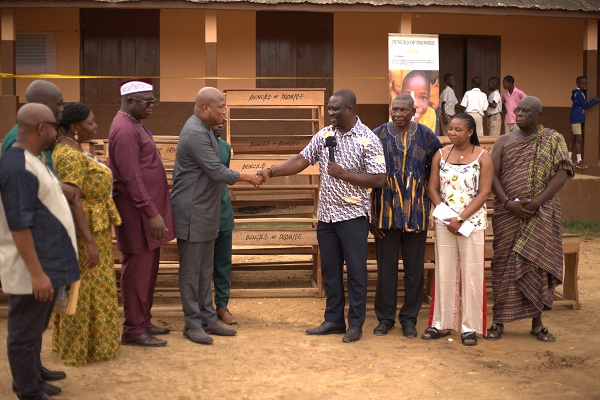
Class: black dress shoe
12,381,62,396
306,321,346,335
41,366,66,381
373,320,395,336
121,333,167,347
343,326,363,343
146,324,171,336
401,321,417,339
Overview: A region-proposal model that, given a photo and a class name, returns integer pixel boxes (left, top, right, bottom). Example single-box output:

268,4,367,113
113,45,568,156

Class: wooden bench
419,234,582,310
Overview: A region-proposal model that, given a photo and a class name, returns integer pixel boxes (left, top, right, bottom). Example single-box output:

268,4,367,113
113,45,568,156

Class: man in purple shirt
501,75,527,134
108,79,175,347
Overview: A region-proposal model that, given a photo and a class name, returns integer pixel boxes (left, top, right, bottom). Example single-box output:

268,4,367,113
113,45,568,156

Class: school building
1,0,599,218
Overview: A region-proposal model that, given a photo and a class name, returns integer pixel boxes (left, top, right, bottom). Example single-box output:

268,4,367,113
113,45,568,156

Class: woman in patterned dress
51,102,122,366
422,113,493,346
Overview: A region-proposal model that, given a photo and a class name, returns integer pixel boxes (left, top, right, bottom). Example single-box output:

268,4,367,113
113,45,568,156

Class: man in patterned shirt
257,89,386,342
371,93,442,338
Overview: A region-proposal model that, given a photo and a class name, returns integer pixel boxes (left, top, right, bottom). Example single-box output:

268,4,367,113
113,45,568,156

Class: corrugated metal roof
89,0,600,12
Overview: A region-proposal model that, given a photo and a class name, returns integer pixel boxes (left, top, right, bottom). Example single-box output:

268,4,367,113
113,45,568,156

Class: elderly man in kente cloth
108,79,175,347
486,96,574,342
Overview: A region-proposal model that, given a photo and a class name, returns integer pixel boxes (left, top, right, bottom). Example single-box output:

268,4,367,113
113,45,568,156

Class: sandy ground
1,237,599,400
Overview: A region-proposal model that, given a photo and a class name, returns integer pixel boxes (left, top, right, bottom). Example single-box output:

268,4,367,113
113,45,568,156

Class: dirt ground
1,237,599,400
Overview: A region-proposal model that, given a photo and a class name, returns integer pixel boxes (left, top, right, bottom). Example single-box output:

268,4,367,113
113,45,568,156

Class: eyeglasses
129,97,157,107
39,121,61,130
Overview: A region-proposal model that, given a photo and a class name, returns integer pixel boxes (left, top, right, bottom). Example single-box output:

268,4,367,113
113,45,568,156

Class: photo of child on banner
389,69,440,134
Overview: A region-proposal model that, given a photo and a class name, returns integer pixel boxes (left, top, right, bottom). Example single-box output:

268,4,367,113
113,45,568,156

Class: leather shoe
41,366,66,381
12,381,61,396
306,321,346,335
374,320,395,336
183,328,214,345
401,321,417,339
217,307,238,325
121,333,167,347
343,326,363,343
203,322,237,336
146,324,171,335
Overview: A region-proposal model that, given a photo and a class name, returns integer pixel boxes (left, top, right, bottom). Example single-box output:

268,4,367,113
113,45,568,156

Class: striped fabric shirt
372,121,442,232
301,117,386,223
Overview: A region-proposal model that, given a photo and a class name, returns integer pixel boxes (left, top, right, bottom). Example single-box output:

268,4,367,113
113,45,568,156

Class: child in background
402,70,437,132
460,76,488,136
569,76,599,169
440,73,459,136
487,76,502,136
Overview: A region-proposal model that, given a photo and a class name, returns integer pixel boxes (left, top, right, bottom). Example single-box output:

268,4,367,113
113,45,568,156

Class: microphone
325,136,337,162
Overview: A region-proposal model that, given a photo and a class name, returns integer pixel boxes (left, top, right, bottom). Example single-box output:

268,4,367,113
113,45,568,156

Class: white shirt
460,88,489,116
440,86,459,117
487,89,502,116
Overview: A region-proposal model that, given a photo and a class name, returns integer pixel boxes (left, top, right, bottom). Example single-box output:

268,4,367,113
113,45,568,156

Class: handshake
241,168,274,188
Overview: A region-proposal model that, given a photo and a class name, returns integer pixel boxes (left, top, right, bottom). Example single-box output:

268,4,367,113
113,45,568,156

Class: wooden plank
155,142,178,161
231,184,318,190
229,159,320,175
232,135,312,154
232,228,317,246
234,217,316,224
233,205,315,217
232,247,317,255
231,200,315,208
224,89,325,107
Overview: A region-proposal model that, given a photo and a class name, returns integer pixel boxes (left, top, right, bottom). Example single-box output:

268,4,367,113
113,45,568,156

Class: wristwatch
456,216,465,224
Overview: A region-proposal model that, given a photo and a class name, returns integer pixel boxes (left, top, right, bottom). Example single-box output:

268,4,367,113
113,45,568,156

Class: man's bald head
515,96,543,132
194,87,226,127
520,96,542,113
17,103,58,154
24,80,64,120
195,87,223,107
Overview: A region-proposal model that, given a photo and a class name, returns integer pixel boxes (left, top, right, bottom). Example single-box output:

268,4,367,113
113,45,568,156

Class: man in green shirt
212,123,237,324
1,80,63,176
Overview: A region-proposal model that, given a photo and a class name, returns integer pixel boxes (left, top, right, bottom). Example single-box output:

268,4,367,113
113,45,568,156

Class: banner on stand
388,34,439,133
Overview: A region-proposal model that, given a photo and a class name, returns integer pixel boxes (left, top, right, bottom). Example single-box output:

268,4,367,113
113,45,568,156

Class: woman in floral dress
52,102,122,365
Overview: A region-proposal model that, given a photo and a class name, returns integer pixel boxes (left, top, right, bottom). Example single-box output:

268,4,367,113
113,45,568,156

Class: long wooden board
224,88,325,107
231,135,312,154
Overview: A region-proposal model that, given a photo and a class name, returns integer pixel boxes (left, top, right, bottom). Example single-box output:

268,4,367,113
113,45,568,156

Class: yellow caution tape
0,73,385,80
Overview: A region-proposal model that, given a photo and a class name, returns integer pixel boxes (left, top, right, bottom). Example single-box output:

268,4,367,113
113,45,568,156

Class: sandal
483,323,503,341
421,327,451,340
530,326,556,342
461,331,478,346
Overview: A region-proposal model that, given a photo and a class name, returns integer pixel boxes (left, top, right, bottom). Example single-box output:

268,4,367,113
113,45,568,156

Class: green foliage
563,219,600,237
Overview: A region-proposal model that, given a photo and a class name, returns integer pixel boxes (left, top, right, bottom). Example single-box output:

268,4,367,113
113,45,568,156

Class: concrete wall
160,9,206,101
415,14,583,108
3,9,587,107
217,10,256,92
559,175,600,221
13,8,80,101
0,9,589,139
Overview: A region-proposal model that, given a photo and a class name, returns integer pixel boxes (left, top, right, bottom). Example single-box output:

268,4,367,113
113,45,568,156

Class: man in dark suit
171,87,262,345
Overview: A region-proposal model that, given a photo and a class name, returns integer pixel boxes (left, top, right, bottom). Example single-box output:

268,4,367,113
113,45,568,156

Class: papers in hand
432,203,476,237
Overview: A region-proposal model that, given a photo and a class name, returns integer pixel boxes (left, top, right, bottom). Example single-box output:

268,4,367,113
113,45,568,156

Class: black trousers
8,293,56,400
374,230,427,325
317,217,369,328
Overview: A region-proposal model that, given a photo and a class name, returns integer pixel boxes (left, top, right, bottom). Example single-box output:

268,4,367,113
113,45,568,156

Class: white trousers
428,221,487,335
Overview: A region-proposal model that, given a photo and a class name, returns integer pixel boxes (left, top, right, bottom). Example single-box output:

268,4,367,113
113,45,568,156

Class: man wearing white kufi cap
108,79,175,347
